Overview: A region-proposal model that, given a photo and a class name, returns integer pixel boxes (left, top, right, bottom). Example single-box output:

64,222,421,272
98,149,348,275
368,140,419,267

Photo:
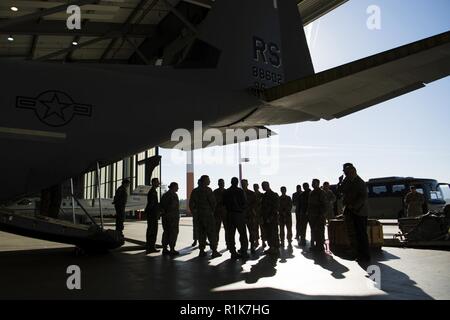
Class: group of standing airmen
189,176,282,259
113,177,182,256
114,162,373,263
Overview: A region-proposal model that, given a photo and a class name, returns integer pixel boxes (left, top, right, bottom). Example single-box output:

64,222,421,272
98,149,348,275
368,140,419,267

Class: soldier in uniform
253,183,266,248
224,177,249,259
404,186,425,217
261,181,280,256
242,179,259,253
298,182,311,246
308,179,327,252
145,178,160,254
190,179,201,247
279,186,293,248
337,163,370,264
113,179,130,237
292,185,302,240
213,179,228,248
323,182,337,223
189,175,222,258
160,182,180,256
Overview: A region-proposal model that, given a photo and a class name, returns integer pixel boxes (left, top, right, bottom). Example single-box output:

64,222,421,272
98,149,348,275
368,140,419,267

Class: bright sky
160,0,450,199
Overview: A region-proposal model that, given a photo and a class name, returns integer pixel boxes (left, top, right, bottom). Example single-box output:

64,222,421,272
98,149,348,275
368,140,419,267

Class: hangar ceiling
0,0,348,64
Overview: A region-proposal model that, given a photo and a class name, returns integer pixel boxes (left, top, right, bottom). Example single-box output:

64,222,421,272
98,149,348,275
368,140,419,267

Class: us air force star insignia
16,90,93,127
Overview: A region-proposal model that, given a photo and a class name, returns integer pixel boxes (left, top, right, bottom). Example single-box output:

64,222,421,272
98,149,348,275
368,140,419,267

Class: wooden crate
328,219,383,251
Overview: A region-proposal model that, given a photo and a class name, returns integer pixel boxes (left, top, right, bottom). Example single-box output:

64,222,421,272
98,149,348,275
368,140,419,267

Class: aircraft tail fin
198,0,315,90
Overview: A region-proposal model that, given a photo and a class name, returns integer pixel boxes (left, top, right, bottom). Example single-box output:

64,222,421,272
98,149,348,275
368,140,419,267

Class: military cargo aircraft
0,0,448,248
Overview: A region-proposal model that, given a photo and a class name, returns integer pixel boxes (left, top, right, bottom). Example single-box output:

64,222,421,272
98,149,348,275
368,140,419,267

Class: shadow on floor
244,255,278,284
279,245,296,263
0,241,437,300
301,250,349,280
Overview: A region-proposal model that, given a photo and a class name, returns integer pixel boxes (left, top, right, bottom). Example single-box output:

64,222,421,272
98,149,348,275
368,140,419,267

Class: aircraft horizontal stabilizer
160,126,277,150
243,30,450,126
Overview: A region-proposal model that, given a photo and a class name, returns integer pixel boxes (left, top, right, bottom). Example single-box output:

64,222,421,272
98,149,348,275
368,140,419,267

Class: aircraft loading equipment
383,214,450,248
0,208,124,251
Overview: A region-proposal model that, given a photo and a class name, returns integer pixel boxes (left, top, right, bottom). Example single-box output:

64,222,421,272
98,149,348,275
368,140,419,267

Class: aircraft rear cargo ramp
0,209,123,251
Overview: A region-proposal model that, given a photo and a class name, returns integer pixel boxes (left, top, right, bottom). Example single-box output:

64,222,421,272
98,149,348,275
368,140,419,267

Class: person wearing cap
113,179,130,237
404,186,425,217
145,177,161,254
160,182,181,256
337,163,370,263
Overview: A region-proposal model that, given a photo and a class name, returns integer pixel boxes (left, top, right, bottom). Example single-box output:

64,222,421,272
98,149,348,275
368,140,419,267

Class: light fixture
8,36,14,41
11,7,19,12
72,41,78,46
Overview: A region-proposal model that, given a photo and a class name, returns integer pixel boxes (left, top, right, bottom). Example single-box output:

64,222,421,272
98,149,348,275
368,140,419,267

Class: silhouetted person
292,185,302,240
189,175,221,258
190,179,201,247
224,177,249,259
145,178,160,254
160,182,180,256
323,182,337,223
404,186,425,217
113,179,130,237
213,179,228,247
298,182,311,246
261,181,280,257
308,179,327,252
279,186,293,248
242,179,259,253
254,183,266,248
337,163,370,263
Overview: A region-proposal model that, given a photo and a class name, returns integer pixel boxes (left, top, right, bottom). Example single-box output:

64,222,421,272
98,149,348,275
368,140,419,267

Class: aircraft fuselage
0,60,260,201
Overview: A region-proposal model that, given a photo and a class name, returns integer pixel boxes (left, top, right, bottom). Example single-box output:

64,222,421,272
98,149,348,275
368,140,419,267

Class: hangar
0,0,347,200
0,0,347,63
0,0,449,302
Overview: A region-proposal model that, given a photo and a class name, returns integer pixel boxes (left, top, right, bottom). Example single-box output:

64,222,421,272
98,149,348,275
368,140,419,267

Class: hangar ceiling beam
0,20,156,38
27,9,43,60
0,57,129,64
35,36,114,61
107,0,160,64
124,36,151,65
180,0,349,26
0,0,100,30
128,1,209,65
66,20,91,62
64,0,101,61
28,34,39,60
162,0,198,35
182,0,211,9
100,0,152,61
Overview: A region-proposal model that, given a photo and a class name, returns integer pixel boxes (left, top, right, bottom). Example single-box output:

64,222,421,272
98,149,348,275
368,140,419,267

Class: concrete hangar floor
0,217,448,300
